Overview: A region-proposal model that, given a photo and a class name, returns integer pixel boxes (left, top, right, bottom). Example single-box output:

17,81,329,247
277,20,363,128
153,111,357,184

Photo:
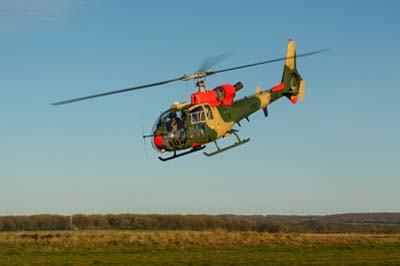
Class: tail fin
279,39,305,104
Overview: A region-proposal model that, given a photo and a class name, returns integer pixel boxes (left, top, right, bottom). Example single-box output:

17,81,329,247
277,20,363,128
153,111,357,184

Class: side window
189,124,205,138
204,105,213,120
190,106,206,124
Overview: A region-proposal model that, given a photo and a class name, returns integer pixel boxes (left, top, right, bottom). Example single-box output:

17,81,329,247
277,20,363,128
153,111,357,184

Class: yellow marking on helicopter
170,101,190,110
299,80,305,101
206,106,235,138
255,90,271,109
285,40,296,70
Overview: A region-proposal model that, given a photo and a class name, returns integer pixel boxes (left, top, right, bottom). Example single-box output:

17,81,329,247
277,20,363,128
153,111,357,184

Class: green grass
1,231,400,265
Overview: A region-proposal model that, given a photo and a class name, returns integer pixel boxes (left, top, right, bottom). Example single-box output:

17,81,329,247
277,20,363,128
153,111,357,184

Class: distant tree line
1,214,400,233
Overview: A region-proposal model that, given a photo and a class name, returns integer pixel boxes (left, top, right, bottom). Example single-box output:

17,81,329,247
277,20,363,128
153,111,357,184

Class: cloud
1,0,70,10
0,0,78,33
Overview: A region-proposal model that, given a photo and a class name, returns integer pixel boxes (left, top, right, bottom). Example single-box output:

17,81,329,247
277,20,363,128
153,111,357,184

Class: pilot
166,112,177,131
169,115,183,144
170,117,179,132
169,112,181,131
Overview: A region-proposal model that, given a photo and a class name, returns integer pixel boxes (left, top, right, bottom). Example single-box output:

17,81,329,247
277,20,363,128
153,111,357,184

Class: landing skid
158,146,206,161
204,132,249,157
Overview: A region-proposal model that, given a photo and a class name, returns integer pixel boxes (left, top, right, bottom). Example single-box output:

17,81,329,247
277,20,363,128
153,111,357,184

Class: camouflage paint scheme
153,40,305,156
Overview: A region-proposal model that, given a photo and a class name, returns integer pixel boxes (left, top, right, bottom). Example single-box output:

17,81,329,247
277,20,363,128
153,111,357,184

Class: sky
1,0,399,216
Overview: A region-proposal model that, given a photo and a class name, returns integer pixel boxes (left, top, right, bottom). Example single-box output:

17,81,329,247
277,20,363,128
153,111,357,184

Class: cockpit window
204,104,213,120
190,106,206,124
167,111,186,131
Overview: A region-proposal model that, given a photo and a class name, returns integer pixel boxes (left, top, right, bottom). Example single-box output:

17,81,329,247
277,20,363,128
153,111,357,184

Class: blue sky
1,0,399,215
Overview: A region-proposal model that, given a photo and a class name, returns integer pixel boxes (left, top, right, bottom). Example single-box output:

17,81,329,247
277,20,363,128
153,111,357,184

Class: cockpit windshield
155,110,186,132
152,104,214,152
152,109,188,151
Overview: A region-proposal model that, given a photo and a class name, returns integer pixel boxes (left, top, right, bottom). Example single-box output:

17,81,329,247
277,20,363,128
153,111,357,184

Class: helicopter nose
153,135,163,149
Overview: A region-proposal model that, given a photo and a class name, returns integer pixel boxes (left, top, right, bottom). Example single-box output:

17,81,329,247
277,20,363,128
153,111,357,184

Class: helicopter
53,39,326,161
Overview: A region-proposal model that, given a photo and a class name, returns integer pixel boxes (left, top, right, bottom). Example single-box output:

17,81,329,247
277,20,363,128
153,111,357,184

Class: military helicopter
53,39,325,161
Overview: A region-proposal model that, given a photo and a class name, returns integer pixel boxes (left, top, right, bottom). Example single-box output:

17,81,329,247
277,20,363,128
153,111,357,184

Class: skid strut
203,131,249,157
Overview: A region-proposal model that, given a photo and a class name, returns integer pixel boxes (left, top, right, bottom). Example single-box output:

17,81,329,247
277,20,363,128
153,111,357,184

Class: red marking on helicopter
154,135,163,147
191,84,237,107
191,90,219,107
219,84,236,105
271,82,285,92
191,142,204,148
290,95,298,104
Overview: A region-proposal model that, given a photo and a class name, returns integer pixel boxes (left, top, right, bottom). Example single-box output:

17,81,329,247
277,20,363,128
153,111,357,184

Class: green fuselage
152,88,285,153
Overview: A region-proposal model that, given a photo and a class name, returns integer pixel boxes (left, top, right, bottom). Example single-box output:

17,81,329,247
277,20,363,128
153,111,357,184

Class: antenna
141,118,149,155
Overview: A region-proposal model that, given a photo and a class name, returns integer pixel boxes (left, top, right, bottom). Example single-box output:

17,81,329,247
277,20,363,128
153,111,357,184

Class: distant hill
323,213,400,224
222,213,400,224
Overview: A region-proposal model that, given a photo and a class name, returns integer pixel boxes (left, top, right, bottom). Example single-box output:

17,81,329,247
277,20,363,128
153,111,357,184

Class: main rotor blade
51,77,184,105
206,49,328,76
197,52,234,72
52,48,327,106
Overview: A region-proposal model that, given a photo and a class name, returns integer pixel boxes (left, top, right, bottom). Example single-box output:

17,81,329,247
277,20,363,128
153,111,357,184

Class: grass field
1,230,400,265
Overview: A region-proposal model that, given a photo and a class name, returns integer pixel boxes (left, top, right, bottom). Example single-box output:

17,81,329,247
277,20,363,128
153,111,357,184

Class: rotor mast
181,71,209,92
